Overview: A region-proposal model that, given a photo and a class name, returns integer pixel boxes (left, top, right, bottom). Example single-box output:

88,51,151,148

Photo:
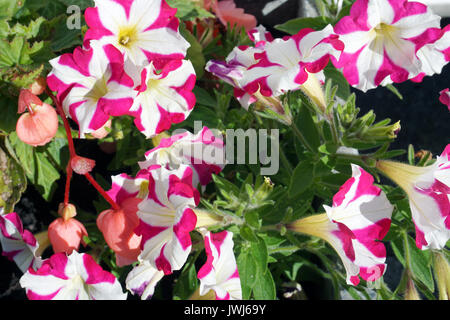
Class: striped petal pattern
47,42,136,137
333,0,442,92
139,126,225,188
84,0,190,67
197,230,242,300
0,212,41,273
135,165,200,275
19,251,127,300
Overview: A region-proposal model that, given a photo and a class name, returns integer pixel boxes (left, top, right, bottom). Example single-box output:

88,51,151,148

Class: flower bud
16,103,59,147
91,119,112,139
70,155,96,175
28,77,47,96
17,89,42,114
432,251,450,300
58,203,77,221
48,217,88,254
96,198,142,267
405,276,421,300
194,209,224,229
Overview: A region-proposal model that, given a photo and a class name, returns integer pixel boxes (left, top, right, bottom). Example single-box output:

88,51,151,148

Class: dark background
1,0,449,300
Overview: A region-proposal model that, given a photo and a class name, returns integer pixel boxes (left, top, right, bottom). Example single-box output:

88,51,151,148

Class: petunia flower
135,165,200,275
240,24,343,99
19,251,127,300
332,0,442,92
197,230,242,300
129,59,196,138
125,260,165,300
47,42,136,138
377,145,450,250
84,0,190,67
0,212,42,273
439,88,450,111
288,164,393,285
410,25,450,82
138,126,225,188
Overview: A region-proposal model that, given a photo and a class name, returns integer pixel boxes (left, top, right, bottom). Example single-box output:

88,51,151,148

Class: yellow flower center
85,76,108,102
118,25,138,48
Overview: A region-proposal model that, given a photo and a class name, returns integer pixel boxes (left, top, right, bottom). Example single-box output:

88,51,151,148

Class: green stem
291,121,314,153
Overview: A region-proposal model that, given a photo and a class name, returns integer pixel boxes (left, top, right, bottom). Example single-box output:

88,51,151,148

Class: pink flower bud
97,197,142,267
16,103,59,147
70,155,96,175
28,77,47,96
48,217,88,255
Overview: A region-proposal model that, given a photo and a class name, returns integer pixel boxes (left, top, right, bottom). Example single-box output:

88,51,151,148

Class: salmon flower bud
16,102,59,147
70,155,96,175
97,201,142,267
28,77,47,96
48,217,88,255
58,203,77,221
376,144,450,250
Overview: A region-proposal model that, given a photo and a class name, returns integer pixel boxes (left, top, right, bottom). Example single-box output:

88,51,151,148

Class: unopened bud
28,77,47,96
58,203,77,221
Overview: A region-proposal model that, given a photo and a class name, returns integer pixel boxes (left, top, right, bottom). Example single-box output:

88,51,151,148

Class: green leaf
8,133,66,200
173,257,199,300
166,0,214,21
406,235,434,292
50,18,83,51
288,161,315,198
386,84,403,100
0,139,27,212
57,0,94,10
237,247,258,299
0,0,25,20
252,269,276,300
323,64,351,100
180,22,205,77
239,224,259,242
294,102,321,152
275,16,332,35
250,236,268,274
10,17,46,39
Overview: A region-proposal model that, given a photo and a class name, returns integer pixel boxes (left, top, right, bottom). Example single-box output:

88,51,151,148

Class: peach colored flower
207,0,256,31
48,217,88,255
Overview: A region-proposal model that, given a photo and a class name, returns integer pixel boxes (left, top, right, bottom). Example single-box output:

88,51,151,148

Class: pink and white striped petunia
138,126,225,188
411,25,450,82
130,59,196,138
84,0,190,67
240,24,343,98
0,212,42,273
439,88,450,111
125,260,165,300
197,230,242,300
135,165,200,275
288,164,393,285
377,145,450,250
19,251,127,300
323,164,394,285
47,42,136,138
332,0,442,92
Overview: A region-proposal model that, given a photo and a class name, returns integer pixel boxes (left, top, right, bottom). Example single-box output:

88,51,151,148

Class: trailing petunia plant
0,0,449,300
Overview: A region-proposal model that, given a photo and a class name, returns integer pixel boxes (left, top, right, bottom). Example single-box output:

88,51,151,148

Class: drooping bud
47,217,88,254
16,103,59,147
404,275,421,300
97,199,142,267
70,155,96,175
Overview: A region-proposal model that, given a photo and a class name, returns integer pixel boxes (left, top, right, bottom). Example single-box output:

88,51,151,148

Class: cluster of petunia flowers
1,0,450,300
207,0,450,118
